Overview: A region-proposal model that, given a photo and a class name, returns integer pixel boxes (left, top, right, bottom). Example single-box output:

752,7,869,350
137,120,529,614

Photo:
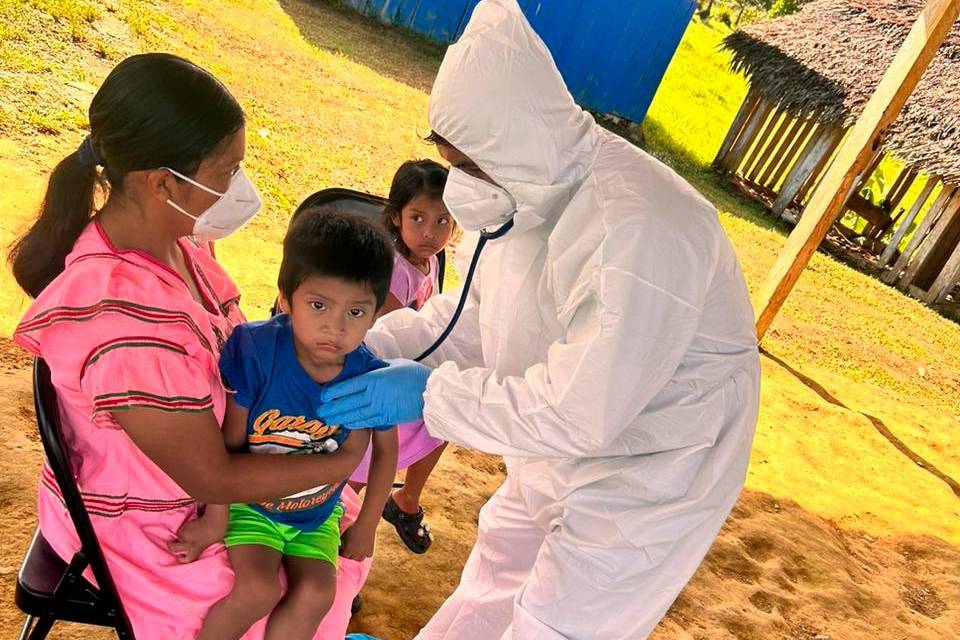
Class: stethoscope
414,218,515,362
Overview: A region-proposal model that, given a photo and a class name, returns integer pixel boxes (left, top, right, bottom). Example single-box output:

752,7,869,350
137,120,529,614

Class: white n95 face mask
442,166,517,232
164,167,262,241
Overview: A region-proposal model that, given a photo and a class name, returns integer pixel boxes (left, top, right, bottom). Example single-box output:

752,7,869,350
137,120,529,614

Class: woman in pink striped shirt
12,53,371,640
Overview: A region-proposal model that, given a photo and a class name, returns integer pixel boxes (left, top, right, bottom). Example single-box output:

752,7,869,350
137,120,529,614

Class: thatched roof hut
713,0,960,307
723,0,960,183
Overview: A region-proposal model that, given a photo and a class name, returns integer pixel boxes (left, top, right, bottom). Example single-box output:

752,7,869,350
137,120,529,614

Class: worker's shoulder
580,136,721,248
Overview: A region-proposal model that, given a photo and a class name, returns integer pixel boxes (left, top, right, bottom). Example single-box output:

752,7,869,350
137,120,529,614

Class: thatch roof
723,0,960,183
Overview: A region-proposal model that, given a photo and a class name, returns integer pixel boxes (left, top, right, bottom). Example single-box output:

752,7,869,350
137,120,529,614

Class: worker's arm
421,220,723,458
364,273,483,370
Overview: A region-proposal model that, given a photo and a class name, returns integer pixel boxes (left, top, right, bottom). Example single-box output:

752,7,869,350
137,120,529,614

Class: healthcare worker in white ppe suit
317,1,761,638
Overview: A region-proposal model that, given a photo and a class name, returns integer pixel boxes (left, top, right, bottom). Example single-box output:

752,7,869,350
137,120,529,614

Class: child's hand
340,519,377,561
168,510,227,564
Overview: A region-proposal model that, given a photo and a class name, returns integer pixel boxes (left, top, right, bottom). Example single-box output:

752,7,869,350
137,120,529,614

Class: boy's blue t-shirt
219,314,386,531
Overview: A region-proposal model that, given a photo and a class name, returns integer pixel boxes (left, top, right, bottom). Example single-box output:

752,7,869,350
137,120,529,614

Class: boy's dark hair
10,53,244,298
381,159,456,258
279,207,394,309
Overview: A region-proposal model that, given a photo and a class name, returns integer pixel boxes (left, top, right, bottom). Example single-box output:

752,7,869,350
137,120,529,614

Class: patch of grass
29,0,100,24
644,17,747,173
25,107,86,134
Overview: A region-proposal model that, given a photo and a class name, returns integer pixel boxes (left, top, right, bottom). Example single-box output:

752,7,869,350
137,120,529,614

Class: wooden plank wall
715,95,828,205
714,83,960,307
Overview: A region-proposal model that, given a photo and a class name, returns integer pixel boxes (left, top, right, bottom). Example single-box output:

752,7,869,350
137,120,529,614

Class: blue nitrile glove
317,358,430,429
345,635,381,639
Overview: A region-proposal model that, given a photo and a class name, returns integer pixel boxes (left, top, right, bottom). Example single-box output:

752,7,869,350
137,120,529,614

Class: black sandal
382,495,432,554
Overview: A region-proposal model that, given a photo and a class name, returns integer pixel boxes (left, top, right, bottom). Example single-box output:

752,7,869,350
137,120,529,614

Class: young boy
171,207,399,640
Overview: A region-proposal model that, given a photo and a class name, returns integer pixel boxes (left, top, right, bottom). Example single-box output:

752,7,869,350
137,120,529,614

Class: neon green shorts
224,503,343,566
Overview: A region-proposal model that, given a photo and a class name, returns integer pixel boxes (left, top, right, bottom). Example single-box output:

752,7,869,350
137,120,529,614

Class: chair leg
26,614,54,640
18,615,34,640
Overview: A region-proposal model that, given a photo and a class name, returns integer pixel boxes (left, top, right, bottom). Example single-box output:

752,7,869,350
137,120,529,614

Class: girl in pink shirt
349,160,458,554
11,53,372,640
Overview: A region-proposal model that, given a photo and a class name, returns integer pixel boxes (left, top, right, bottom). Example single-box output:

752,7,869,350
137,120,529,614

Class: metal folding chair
15,359,134,639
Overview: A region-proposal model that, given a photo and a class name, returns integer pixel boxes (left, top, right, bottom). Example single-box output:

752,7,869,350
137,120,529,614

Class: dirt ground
1,353,957,639
0,1,957,639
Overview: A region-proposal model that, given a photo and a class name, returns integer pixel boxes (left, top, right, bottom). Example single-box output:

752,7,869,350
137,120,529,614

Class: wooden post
713,89,760,170
754,0,960,341
743,109,783,181
837,146,885,233
862,147,887,185
722,98,774,175
885,167,918,211
760,116,807,188
926,238,960,302
879,175,939,266
899,192,960,288
748,111,793,184
795,128,846,203
891,171,919,210
843,146,884,211
883,185,956,283
771,126,842,219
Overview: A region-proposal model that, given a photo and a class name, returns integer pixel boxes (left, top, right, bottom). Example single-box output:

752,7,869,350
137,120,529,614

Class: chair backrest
290,187,446,294
33,358,132,631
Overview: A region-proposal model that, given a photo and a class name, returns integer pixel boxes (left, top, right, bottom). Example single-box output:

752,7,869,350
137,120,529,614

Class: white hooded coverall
364,1,762,638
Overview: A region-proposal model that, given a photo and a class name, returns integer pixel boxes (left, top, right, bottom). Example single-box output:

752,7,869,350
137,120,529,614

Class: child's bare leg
393,443,447,513
264,556,337,640
197,545,283,640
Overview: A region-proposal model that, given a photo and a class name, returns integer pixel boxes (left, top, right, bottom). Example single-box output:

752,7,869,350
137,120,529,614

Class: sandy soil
0,351,956,639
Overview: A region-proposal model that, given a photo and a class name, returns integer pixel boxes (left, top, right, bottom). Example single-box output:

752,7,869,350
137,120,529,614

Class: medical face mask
442,166,517,232
164,167,262,241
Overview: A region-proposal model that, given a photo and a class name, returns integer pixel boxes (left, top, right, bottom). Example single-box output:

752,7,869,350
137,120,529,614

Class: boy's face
279,275,378,367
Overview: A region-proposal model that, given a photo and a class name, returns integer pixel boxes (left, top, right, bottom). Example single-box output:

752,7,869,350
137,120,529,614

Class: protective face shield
164,167,262,241
442,166,517,232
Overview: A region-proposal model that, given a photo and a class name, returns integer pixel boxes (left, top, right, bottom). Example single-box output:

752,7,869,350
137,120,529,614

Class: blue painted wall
340,0,696,123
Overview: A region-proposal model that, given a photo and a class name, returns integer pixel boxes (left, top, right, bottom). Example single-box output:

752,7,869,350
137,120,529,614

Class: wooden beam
754,0,960,341
795,128,846,203
886,167,919,211
882,185,956,283
760,116,807,188
913,198,960,288
748,111,793,183
838,146,884,222
722,98,774,175
879,175,939,266
926,236,960,302
899,191,960,288
885,165,912,204
771,126,842,219
743,109,784,180
713,89,760,170
841,147,886,237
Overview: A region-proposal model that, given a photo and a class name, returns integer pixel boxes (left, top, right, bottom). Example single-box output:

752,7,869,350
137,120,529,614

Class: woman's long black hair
9,52,245,297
